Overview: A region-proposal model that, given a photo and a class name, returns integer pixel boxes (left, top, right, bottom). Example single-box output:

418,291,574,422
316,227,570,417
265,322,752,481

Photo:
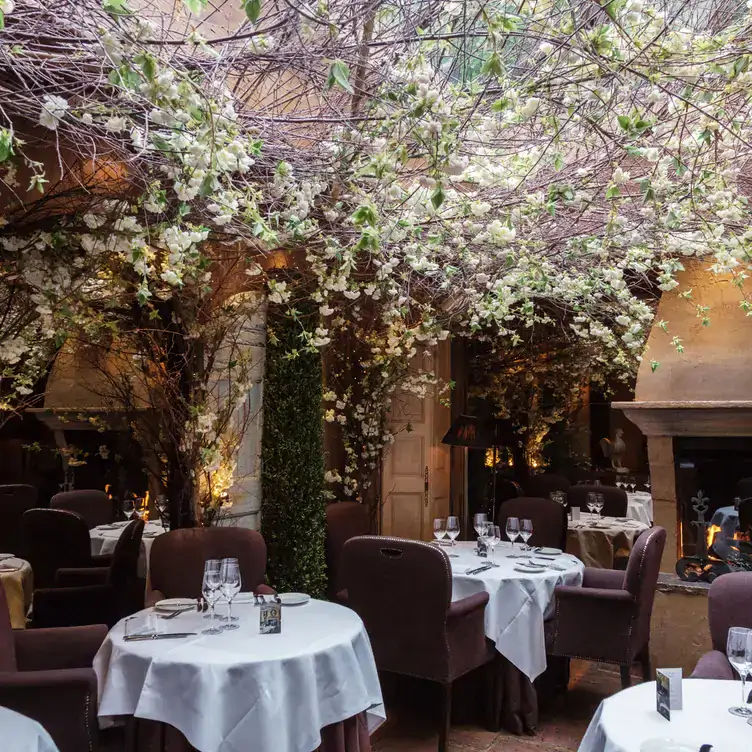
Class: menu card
260,602,282,634
571,506,581,522
656,669,682,720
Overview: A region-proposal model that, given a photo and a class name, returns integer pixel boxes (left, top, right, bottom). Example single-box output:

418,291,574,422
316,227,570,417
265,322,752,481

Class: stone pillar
647,435,679,572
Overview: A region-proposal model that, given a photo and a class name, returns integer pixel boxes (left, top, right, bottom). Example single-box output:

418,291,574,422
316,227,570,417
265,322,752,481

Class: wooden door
380,343,451,540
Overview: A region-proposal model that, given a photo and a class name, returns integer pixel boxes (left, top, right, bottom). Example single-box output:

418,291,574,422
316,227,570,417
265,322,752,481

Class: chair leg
639,644,652,682
438,683,452,752
620,664,632,689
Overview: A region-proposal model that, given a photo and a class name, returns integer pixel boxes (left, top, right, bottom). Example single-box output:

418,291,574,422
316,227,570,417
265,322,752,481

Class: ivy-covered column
261,307,327,598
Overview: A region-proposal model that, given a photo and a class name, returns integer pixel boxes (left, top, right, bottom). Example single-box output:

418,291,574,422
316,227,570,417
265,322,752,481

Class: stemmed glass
505,517,520,550
446,516,460,546
487,525,501,559
473,513,488,540
727,627,752,717
219,558,241,630
628,478,637,493
123,498,135,519
550,490,566,507
586,492,598,519
433,518,446,544
477,520,490,548
616,480,625,490
519,518,533,550
595,494,605,521
201,559,223,635
645,477,651,492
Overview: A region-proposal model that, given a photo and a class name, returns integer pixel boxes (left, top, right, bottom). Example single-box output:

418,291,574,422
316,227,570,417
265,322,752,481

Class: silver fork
159,606,194,620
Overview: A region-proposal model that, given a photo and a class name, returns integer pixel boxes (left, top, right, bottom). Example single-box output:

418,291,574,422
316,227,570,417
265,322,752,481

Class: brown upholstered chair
0,484,38,554
148,527,273,603
33,519,145,627
341,536,494,752
22,508,109,589
325,502,371,600
567,485,628,517
496,497,568,551
523,474,570,500
546,526,666,688
50,489,112,529
0,585,106,752
691,571,752,680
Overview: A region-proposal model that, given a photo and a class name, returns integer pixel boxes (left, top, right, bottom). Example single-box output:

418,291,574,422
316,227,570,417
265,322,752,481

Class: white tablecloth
94,599,385,752
626,493,653,526
0,706,59,752
448,541,583,681
578,679,752,752
89,521,165,578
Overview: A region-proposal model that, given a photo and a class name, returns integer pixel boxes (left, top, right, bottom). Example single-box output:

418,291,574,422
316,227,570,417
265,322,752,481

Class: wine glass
122,498,135,519
727,627,752,717
595,493,605,520
433,518,446,543
519,518,533,550
201,559,223,635
645,476,651,492
550,490,566,506
616,480,624,490
505,517,520,550
487,525,501,559
219,558,241,630
629,478,636,493
477,520,490,548
473,513,488,540
446,516,460,546
155,494,169,525
586,492,598,518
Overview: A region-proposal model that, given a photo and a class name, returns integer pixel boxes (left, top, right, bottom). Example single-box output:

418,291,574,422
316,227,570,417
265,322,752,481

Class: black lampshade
441,415,512,448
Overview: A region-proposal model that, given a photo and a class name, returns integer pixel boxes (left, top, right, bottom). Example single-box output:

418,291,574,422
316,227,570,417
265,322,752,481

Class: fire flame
706,524,748,559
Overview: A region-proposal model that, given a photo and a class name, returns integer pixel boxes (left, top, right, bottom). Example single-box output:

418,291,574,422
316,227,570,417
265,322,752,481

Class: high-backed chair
148,527,273,603
21,509,106,589
691,571,752,680
567,485,628,517
733,477,752,501
0,585,106,752
50,490,112,530
496,496,568,551
341,536,493,752
523,474,570,500
33,519,145,628
738,498,752,539
0,484,38,554
325,502,371,600
546,526,666,688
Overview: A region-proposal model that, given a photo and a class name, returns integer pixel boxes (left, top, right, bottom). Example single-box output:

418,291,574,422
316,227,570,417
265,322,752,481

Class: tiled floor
371,661,627,752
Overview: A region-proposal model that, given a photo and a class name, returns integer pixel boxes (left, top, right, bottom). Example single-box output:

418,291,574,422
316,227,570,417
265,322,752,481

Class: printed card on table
656,669,682,721
260,602,282,634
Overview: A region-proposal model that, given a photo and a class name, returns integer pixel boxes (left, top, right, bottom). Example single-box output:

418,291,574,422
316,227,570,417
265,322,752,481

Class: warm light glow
484,448,494,468
706,524,722,555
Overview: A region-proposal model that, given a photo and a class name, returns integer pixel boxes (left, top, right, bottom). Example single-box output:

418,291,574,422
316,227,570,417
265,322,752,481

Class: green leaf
0,10,5,30
482,52,504,79
103,0,131,15
650,360,660,373
605,185,620,199
326,60,354,94
351,204,377,226
431,183,445,210
242,0,262,22
0,129,13,163
182,0,208,16
134,52,157,82
617,115,631,131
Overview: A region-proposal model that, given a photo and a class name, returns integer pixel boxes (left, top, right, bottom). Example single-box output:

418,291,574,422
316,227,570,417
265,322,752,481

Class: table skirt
489,654,538,735
125,713,372,752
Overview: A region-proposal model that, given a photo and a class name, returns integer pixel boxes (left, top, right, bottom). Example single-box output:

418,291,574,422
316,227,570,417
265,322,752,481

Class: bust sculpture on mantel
599,429,629,474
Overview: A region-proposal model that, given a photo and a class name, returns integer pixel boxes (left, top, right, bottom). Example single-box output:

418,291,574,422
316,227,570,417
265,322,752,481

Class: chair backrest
325,502,371,598
21,508,92,589
341,536,452,681
0,584,16,672
738,498,752,538
623,526,666,651
568,485,627,517
707,571,752,652
496,496,568,550
109,519,145,620
495,478,523,505
149,527,268,599
0,484,38,554
523,474,570,499
50,489,112,529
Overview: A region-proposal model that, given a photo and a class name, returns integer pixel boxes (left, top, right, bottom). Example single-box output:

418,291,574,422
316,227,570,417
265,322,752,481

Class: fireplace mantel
613,401,752,437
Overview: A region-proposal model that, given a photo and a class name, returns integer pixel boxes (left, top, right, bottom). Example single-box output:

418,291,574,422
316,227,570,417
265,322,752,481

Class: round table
89,521,165,578
0,705,59,752
578,679,752,752
94,599,385,752
567,515,648,569
0,556,32,629
626,492,653,526
448,541,584,681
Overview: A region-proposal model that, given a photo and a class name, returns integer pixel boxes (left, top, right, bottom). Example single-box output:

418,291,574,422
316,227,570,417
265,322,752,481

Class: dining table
94,597,385,752
0,555,32,629
578,678,751,752
447,540,584,734
89,520,165,578
0,705,59,752
566,514,648,569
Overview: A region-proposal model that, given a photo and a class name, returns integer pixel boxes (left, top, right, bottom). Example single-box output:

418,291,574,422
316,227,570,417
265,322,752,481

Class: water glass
519,518,533,550
220,558,241,630
727,627,752,717
202,559,223,635
473,513,488,539
477,521,490,546
446,516,460,546
433,518,447,543
595,494,605,520
487,525,501,559
505,516,520,550
586,492,598,518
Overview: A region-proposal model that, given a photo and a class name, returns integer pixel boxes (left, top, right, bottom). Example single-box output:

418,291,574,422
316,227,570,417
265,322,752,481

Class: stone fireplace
615,261,752,574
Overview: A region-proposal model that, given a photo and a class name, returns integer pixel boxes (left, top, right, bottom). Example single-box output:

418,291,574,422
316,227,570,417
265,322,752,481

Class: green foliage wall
261,306,327,598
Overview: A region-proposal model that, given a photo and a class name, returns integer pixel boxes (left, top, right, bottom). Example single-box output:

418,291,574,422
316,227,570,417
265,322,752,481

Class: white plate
278,592,310,606
536,547,562,556
154,598,195,612
514,565,546,574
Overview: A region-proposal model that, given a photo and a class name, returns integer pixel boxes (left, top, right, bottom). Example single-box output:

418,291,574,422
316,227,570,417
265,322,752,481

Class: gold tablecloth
566,515,648,568
0,557,32,628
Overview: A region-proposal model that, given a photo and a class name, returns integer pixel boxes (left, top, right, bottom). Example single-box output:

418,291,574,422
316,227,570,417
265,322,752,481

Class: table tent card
656,668,683,721
571,507,581,522
260,602,282,634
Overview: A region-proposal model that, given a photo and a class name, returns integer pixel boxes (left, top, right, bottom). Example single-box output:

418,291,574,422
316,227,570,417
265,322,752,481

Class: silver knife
467,564,493,575
124,632,197,641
